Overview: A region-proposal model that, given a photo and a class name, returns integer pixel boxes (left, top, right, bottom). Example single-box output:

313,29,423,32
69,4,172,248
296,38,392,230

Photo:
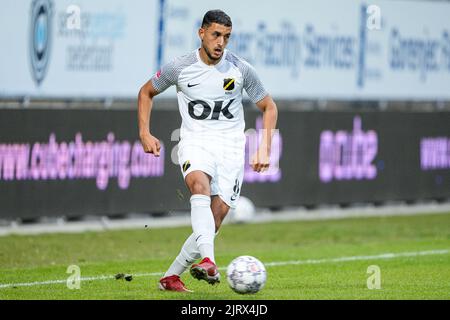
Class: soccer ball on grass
226,255,266,294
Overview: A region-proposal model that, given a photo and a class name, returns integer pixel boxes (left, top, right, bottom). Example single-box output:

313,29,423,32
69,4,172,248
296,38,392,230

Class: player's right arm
138,80,161,157
138,60,179,157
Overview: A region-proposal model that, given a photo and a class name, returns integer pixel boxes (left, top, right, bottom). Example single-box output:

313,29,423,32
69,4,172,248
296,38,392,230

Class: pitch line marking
0,249,448,289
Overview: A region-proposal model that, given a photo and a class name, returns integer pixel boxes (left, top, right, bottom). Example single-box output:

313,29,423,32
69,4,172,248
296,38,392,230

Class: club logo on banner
29,0,53,86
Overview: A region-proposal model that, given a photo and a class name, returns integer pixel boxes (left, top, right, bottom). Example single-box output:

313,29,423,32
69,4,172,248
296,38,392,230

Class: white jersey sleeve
150,62,177,93
225,52,268,103
150,52,197,93
242,63,268,103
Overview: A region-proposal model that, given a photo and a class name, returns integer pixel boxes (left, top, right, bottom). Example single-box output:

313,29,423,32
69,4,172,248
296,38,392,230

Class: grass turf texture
0,213,449,300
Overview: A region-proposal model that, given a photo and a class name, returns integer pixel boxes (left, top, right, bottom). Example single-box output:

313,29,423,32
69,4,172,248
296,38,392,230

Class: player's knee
189,181,210,195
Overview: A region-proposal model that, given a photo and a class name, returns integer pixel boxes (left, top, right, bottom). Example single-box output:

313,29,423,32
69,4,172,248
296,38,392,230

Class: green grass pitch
0,212,449,300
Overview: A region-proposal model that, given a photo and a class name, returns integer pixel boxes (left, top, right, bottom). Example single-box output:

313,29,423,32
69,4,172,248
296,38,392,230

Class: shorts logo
231,179,240,201
223,78,235,91
30,0,53,86
182,160,191,172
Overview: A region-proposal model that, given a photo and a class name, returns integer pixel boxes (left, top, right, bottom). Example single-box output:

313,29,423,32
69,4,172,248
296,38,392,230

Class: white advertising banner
160,0,450,100
0,0,159,98
1,0,449,100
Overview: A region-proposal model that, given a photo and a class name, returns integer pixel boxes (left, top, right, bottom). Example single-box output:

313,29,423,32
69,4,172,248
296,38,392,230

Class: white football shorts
177,133,246,208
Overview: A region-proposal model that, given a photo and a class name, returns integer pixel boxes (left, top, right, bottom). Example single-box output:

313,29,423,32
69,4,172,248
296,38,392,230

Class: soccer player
138,9,278,292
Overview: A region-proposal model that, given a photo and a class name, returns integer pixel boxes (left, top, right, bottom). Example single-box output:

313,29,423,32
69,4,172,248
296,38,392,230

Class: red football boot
190,257,220,285
158,275,193,292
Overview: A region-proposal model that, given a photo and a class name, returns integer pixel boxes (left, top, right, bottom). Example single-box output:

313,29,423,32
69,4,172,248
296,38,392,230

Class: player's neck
198,47,223,66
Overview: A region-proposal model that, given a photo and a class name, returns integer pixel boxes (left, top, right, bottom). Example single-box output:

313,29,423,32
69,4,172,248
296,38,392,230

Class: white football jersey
151,49,268,140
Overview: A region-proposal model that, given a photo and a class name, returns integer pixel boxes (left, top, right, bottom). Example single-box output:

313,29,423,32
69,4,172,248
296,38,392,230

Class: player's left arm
251,95,278,173
242,61,278,172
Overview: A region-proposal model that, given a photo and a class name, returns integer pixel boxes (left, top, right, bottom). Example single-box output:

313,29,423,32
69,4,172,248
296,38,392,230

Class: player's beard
203,43,222,62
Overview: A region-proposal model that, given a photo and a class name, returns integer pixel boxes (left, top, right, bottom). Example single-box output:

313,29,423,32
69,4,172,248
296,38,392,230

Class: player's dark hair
201,10,232,28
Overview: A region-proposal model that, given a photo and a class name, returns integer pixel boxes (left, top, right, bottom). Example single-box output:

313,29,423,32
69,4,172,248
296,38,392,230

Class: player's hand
250,148,270,173
139,132,161,157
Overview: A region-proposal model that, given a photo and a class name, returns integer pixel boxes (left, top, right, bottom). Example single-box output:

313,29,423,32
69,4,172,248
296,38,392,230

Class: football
226,255,267,294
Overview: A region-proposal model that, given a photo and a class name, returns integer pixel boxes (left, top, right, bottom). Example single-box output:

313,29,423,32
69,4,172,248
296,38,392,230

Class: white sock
190,194,216,263
164,233,201,277
163,229,222,277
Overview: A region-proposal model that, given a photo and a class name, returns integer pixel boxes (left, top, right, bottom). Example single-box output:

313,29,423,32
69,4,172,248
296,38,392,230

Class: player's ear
198,27,205,41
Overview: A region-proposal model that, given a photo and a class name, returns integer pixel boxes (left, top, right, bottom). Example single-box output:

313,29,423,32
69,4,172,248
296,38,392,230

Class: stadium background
1,0,449,221
1,0,450,302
